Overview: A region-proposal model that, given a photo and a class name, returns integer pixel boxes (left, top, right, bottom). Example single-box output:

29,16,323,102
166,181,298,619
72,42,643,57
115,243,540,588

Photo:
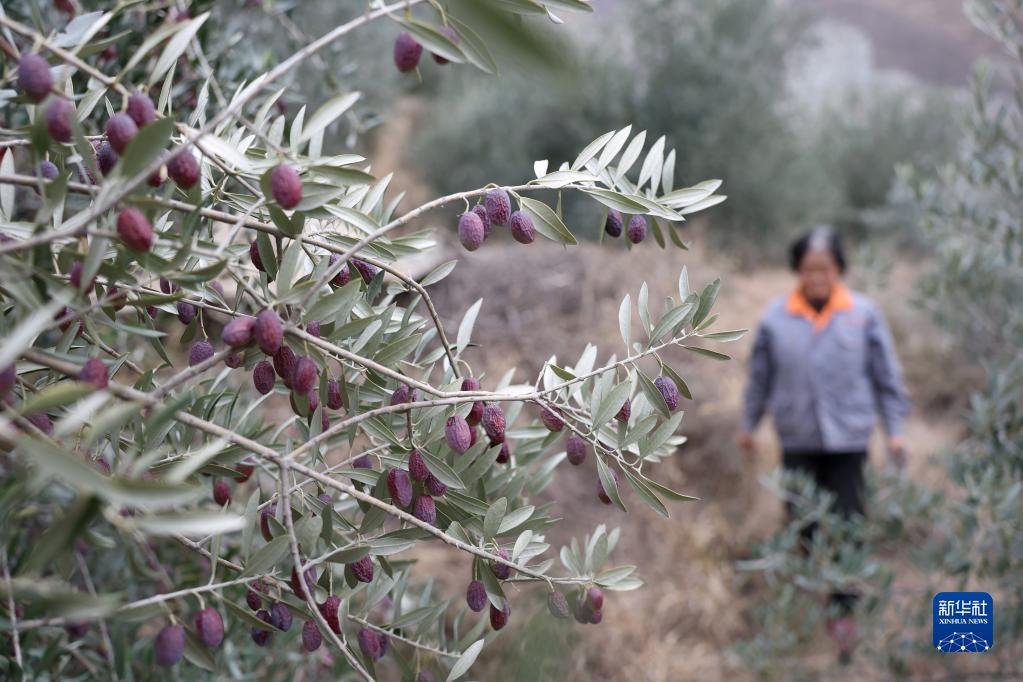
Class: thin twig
279,464,373,681
74,554,118,682
1,549,22,669
10,574,265,631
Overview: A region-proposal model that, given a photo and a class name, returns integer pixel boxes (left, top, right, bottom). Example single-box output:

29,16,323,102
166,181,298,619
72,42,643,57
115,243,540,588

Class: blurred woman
738,226,910,656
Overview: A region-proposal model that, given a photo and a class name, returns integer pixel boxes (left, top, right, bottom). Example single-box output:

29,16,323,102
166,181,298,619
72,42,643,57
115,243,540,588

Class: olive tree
0,1,735,679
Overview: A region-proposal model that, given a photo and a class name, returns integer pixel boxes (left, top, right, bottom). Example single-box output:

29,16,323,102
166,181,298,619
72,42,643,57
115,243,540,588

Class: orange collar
785,283,853,332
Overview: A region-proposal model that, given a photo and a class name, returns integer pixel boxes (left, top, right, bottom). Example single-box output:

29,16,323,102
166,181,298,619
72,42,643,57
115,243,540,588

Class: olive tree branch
173,534,462,660
0,0,428,257
23,350,548,582
1,549,22,669
0,173,461,376
279,463,374,681
8,574,267,631
74,554,119,682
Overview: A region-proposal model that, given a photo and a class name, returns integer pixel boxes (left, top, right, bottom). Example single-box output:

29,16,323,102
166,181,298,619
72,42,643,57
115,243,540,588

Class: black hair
789,226,846,273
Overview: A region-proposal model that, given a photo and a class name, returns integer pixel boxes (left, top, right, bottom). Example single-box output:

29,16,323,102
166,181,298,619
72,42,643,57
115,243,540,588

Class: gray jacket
742,288,911,453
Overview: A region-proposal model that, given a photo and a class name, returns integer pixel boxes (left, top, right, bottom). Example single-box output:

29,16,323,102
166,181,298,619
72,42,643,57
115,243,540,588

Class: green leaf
368,535,417,556
129,510,247,537
268,205,298,237
682,345,731,361
114,117,174,179
191,130,250,171
543,0,595,12
312,166,375,186
595,457,626,512
692,278,721,328
150,12,210,84
242,489,259,560
597,125,632,170
323,545,371,564
662,148,676,193
298,92,361,144
459,443,503,487
399,19,466,64
640,412,684,456
621,468,668,518
582,188,647,213
224,599,284,631
375,333,422,367
660,364,693,401
479,0,546,14
512,529,534,562
18,381,94,416
256,232,278,281
480,558,506,609
420,451,466,490
618,294,631,350
702,329,748,342
447,639,485,681
548,364,575,381
595,565,637,586
638,135,666,193
306,278,362,326
642,476,700,502
648,303,694,345
295,513,323,553
324,206,380,234
456,299,483,355
0,138,13,217
165,438,229,483
572,129,615,170
662,180,721,208
5,577,120,620
483,498,507,539
238,535,288,580
679,194,727,215
421,260,457,287
183,629,217,671
446,16,498,74
22,497,100,574
20,436,202,509
497,505,534,535
637,371,670,418
532,170,599,188
275,240,304,298
615,129,647,180
696,313,719,332
81,236,109,298
592,381,631,428
649,217,666,248
637,283,651,338
518,197,577,245
0,296,69,370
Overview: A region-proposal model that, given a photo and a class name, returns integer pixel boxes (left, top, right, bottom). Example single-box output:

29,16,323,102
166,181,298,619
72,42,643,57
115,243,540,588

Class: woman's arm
866,306,911,441
742,321,774,437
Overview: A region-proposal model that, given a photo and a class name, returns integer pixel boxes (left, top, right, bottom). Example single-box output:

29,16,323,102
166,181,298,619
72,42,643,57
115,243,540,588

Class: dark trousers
781,450,867,614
